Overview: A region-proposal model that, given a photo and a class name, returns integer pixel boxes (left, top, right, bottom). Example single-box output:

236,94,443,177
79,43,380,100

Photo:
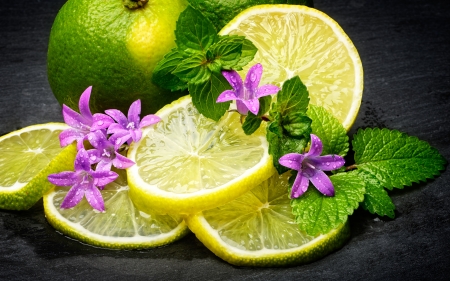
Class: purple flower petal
86,149,102,164
308,155,345,171
74,149,91,172
105,109,128,128
88,130,110,151
95,160,113,172
47,171,78,187
91,113,114,131
109,131,131,150
128,100,141,126
236,100,249,115
222,70,243,92
256,84,280,98
85,184,105,212
60,182,86,209
306,134,323,157
78,86,93,123
130,129,142,143
279,153,305,171
91,170,118,187
140,114,161,128
291,172,310,198
216,90,238,103
59,128,85,147
244,63,262,97
112,153,135,169
107,123,127,135
308,170,335,196
62,105,90,131
242,98,260,115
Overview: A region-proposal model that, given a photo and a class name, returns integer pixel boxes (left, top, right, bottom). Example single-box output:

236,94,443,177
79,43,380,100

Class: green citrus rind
0,123,76,210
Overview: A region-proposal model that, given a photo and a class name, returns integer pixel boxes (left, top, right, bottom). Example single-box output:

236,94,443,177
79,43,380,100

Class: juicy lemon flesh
0,128,63,187
187,172,350,267
220,5,363,130
203,173,314,251
45,169,188,249
135,100,265,194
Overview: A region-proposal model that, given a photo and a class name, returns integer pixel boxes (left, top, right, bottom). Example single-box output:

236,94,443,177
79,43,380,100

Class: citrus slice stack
44,169,189,249
186,172,350,267
220,4,363,130
0,123,76,210
127,96,276,214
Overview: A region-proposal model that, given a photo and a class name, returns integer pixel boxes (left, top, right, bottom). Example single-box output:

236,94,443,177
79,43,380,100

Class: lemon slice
0,123,76,210
186,172,350,266
43,169,189,249
220,4,363,130
127,95,275,214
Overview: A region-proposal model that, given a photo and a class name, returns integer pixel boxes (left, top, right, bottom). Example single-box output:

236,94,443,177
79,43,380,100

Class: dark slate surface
0,0,449,280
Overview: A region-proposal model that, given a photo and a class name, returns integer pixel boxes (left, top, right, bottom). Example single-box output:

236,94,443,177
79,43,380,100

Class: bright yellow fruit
0,123,76,210
127,96,276,215
44,169,189,249
220,5,363,130
186,172,350,267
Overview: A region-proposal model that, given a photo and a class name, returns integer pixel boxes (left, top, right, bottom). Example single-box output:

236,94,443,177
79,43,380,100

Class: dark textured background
1,0,449,280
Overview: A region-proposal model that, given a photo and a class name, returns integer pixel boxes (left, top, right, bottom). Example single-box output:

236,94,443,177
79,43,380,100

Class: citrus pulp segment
0,123,76,210
186,172,350,267
127,96,275,215
43,169,189,249
220,4,363,130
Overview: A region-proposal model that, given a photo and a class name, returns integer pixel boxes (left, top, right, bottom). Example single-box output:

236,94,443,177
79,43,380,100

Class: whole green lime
47,0,188,115
188,0,314,31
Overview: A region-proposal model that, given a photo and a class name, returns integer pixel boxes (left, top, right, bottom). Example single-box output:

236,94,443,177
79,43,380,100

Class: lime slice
220,4,363,130
127,95,276,214
0,123,76,210
186,172,350,266
43,169,189,249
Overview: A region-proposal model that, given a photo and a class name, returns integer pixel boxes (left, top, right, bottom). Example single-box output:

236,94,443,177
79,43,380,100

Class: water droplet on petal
326,162,330,166
97,120,104,126
90,155,96,161
250,73,256,82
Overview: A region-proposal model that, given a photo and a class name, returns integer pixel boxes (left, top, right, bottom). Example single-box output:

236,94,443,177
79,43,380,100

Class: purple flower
279,134,345,198
59,86,94,150
216,63,280,115
48,149,118,212
105,99,161,146
86,130,135,171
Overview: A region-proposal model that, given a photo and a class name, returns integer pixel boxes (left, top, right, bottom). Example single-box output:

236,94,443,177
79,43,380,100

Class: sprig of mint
152,5,257,121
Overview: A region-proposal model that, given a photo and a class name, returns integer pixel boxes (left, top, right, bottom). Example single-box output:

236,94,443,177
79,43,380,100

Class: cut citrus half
0,123,76,210
220,4,363,130
127,95,275,215
186,172,350,267
43,169,189,249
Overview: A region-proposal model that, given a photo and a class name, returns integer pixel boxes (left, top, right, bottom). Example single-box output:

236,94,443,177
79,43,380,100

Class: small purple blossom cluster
48,87,161,212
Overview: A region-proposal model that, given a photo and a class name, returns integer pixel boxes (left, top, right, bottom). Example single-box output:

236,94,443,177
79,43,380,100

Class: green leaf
270,76,309,116
356,171,395,218
307,104,349,156
258,95,272,116
208,38,242,70
353,128,447,189
282,112,312,139
151,48,188,91
173,52,211,84
188,72,231,121
235,38,257,70
175,6,218,54
242,114,262,135
291,171,366,236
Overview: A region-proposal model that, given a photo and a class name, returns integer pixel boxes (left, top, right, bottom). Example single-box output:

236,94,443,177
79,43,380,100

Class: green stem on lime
123,0,148,9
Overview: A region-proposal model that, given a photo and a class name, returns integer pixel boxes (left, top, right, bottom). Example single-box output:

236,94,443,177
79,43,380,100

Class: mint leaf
173,52,211,84
270,76,309,116
175,6,218,54
211,35,257,70
282,112,312,139
291,171,366,236
242,114,261,135
353,128,447,189
242,95,271,135
307,104,349,156
234,38,257,70
152,48,188,91
356,171,395,218
189,72,231,121
208,37,242,70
